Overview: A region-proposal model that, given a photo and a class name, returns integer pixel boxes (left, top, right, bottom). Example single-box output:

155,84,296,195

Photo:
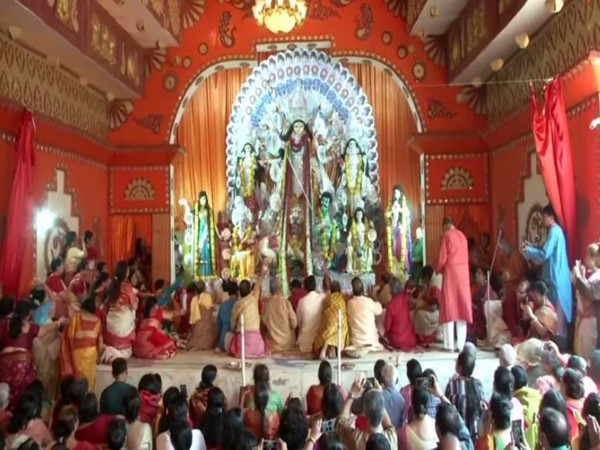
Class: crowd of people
0,203,597,449
1,337,600,450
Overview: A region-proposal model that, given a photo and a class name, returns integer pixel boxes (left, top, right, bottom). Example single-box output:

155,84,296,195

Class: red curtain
0,109,36,296
531,79,577,260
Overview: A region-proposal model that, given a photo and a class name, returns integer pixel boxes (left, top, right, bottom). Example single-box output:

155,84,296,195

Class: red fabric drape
0,110,36,296
531,79,577,260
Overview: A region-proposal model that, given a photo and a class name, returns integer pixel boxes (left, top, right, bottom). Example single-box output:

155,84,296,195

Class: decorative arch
168,50,425,144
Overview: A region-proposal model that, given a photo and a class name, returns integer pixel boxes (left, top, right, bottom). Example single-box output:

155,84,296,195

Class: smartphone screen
263,440,277,450
180,384,188,399
511,419,523,446
416,376,433,390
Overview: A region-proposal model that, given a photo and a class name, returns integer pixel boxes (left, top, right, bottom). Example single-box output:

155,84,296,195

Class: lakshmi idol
342,138,373,209
237,143,259,199
316,192,338,269
386,185,412,280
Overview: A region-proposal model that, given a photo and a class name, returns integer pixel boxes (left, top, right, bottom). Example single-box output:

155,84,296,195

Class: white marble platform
95,345,498,406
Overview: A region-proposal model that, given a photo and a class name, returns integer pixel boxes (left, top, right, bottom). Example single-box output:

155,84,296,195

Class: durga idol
386,185,412,280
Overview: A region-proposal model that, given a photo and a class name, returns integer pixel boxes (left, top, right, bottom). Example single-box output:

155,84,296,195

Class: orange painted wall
0,103,111,295
488,62,600,260
109,1,486,146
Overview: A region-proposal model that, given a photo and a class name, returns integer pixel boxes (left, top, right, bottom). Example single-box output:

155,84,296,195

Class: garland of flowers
279,146,290,297
399,196,408,275
345,154,363,197
194,204,199,278
386,205,394,275
240,156,256,198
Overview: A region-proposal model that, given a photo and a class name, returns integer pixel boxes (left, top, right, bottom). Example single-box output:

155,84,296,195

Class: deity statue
285,203,306,278
347,208,376,275
315,192,339,270
341,138,374,210
230,196,256,279
193,191,217,279
386,185,412,280
236,142,259,200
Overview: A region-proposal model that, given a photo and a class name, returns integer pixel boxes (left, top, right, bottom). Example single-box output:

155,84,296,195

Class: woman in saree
68,261,89,305
89,272,110,322
45,257,73,319
133,297,177,359
187,280,217,351
64,231,86,285
412,265,441,346
101,261,138,363
0,301,66,410
135,238,152,289
60,297,102,390
31,285,62,402
313,275,348,360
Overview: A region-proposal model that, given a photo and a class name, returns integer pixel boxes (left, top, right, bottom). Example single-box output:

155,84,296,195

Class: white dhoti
443,321,467,351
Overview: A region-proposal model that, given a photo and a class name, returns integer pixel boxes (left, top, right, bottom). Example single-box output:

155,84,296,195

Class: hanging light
253,0,308,34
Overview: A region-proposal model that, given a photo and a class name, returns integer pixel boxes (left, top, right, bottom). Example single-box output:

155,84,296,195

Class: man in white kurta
347,277,383,350
296,276,326,353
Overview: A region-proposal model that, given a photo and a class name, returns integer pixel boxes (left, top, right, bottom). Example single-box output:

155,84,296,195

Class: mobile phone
321,418,336,433
416,376,433,390
511,419,524,446
262,440,278,450
364,377,376,389
180,384,188,398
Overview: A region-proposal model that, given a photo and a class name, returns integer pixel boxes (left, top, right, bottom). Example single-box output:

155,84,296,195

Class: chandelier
253,0,308,34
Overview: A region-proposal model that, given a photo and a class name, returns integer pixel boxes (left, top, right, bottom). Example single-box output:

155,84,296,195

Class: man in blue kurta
523,204,572,337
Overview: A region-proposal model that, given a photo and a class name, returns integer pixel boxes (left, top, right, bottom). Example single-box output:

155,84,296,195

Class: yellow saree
313,292,349,352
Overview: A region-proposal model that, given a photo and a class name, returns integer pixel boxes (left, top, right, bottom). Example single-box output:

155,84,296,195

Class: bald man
381,364,405,428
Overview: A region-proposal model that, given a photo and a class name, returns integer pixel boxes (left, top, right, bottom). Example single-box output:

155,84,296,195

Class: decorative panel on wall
152,213,172,283
424,153,489,204
110,166,170,213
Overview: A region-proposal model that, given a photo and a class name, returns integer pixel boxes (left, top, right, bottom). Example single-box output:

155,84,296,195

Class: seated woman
561,368,586,441
6,391,52,448
521,281,557,341
313,276,349,360
74,393,114,445
533,351,563,395
190,365,221,426
199,387,227,450
243,382,280,441
123,390,152,450
49,404,96,450
398,388,438,450
133,297,177,360
475,394,513,450
305,361,346,416
309,383,343,434
412,266,441,346
101,261,139,363
0,301,66,410
278,397,309,450
60,297,102,390
138,373,162,427
384,277,418,351
156,394,204,450
187,281,218,351
240,364,283,414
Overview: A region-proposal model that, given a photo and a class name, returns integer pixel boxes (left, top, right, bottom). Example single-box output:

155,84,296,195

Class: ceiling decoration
383,0,406,18
422,35,446,66
109,99,134,131
182,0,206,30
253,0,308,34
457,84,486,116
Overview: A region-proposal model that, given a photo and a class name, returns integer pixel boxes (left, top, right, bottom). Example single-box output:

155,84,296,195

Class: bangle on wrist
306,438,316,446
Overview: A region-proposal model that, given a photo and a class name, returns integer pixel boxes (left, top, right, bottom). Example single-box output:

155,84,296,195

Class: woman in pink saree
133,297,177,359
101,261,138,363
